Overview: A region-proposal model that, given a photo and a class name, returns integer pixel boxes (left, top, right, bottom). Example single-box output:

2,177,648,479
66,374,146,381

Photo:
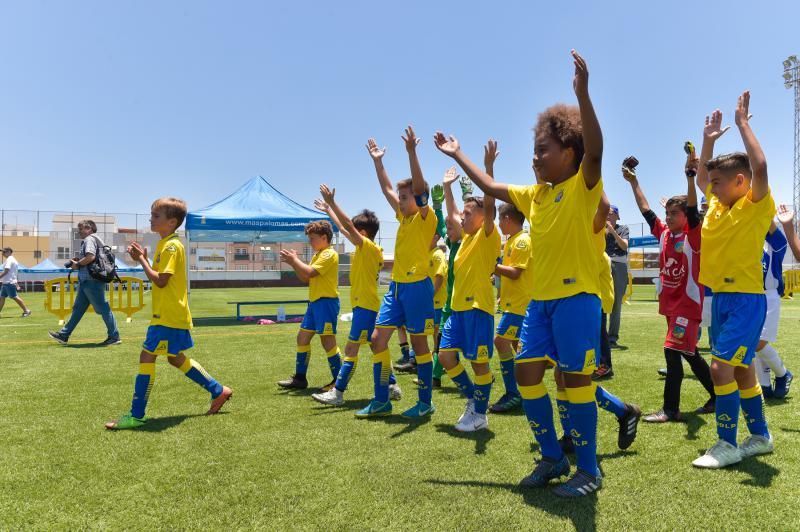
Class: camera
64,260,74,268
622,156,639,170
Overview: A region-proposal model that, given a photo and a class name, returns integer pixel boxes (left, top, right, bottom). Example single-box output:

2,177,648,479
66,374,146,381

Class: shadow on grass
356,411,434,438
192,317,257,327
426,478,597,531
308,398,372,415
134,412,229,432
733,459,780,488
434,423,496,455
764,397,793,409
683,413,708,441
64,343,109,349
780,427,800,433
274,388,318,398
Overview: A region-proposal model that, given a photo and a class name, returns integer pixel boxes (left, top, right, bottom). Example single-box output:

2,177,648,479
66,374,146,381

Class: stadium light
784,54,800,245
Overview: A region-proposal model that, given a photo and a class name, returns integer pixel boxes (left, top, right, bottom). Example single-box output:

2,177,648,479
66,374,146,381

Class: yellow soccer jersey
151,233,192,329
452,225,501,313
508,165,603,301
700,186,776,293
599,252,614,314
429,247,448,309
392,209,438,283
309,247,339,301
499,230,534,315
350,238,383,312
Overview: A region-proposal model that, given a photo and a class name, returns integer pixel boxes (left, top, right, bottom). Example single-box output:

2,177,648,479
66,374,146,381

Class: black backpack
69,235,122,284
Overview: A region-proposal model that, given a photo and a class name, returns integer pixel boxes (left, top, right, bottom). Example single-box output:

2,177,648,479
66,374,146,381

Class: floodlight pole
784,55,800,239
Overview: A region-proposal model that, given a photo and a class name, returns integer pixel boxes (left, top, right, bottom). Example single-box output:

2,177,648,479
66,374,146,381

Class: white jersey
2,256,19,285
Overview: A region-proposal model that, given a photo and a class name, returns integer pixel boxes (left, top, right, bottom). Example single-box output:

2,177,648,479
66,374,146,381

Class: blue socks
520,383,561,460
473,372,493,415
740,384,769,438
372,349,391,403
415,352,433,405
131,362,155,419
565,385,598,474
714,382,740,446
296,344,310,376
595,385,627,418
498,352,519,397
180,358,223,398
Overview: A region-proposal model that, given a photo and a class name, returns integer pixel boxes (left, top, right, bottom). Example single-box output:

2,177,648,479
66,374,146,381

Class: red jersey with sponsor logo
650,215,703,320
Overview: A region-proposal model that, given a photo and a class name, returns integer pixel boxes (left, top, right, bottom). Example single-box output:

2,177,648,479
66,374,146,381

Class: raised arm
594,191,611,234
696,109,730,192
735,91,768,202
433,132,512,203
621,166,651,214
572,50,602,189
443,166,462,226
778,205,800,261
432,182,446,238
685,148,699,209
366,138,400,212
316,184,362,247
483,140,499,235
402,126,430,218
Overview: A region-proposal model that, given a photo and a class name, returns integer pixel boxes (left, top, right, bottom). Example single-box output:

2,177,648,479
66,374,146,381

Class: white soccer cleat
692,439,743,468
455,411,489,432
740,434,774,458
389,383,402,401
311,388,344,406
457,399,475,424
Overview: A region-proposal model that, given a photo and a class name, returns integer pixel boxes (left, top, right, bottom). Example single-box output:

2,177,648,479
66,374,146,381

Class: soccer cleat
761,385,775,398
99,336,122,346
553,469,603,498
457,399,475,423
657,368,668,377
48,331,69,345
389,383,403,401
489,393,522,413
395,359,418,374
617,403,641,450
773,370,793,399
643,409,683,423
519,455,570,488
559,435,575,455
695,399,715,414
432,378,442,388
591,364,614,381
105,413,146,430
22,310,32,317
207,386,233,414
739,434,774,458
455,411,489,432
355,399,392,418
401,401,435,419
312,388,345,406
692,439,743,468
277,374,308,389
319,380,336,392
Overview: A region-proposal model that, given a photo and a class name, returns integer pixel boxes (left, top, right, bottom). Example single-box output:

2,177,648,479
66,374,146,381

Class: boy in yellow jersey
557,193,641,453
436,51,604,496
692,92,776,469
277,220,341,391
358,126,438,419
489,202,532,413
311,185,402,405
105,198,232,430
436,139,501,432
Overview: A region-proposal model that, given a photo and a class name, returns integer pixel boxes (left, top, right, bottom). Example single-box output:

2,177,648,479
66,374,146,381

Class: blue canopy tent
184,176,335,291
186,176,334,243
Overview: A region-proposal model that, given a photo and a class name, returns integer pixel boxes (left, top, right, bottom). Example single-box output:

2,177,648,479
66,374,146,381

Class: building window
235,265,249,271
33,250,42,259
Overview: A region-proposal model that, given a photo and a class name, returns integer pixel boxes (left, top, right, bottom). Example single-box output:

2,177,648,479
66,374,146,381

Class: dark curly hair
305,220,333,243
534,104,584,171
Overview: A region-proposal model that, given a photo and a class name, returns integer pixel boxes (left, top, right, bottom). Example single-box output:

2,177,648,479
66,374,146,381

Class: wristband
414,192,429,207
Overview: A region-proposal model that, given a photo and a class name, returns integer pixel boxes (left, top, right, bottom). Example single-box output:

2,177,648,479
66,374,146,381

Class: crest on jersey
555,190,564,203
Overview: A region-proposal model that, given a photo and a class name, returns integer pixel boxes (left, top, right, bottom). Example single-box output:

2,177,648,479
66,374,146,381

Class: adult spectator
48,220,120,346
0,247,32,317
605,205,629,349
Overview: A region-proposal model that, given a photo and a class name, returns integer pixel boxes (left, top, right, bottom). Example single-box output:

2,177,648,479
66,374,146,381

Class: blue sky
0,0,797,233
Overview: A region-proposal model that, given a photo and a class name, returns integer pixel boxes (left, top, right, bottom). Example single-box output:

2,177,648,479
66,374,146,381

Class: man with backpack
48,219,121,346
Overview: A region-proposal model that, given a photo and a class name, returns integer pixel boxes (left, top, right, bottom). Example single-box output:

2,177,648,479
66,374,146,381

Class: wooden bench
227,299,309,321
